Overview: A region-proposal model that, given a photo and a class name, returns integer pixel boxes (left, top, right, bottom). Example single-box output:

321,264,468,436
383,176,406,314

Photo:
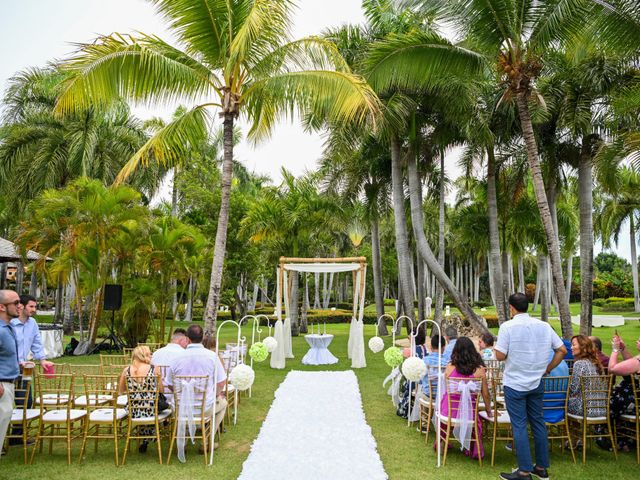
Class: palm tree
54,0,379,335
365,0,629,337
598,168,640,312
0,67,162,214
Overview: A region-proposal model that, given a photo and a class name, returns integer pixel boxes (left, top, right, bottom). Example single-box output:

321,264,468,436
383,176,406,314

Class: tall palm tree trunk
565,254,573,304
203,113,235,335
371,217,388,335
518,256,525,293
434,153,445,325
578,147,594,334
516,94,572,338
29,268,37,297
390,136,416,323
417,246,425,321
630,216,639,312
407,151,486,332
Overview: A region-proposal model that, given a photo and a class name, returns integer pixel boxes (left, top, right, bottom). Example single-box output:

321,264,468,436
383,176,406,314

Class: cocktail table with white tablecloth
38,324,64,358
302,334,338,365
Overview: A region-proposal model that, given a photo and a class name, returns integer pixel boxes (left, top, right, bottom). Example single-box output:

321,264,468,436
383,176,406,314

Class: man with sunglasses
0,290,21,456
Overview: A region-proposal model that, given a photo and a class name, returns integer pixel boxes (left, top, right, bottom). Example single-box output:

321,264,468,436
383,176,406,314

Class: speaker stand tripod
90,310,125,353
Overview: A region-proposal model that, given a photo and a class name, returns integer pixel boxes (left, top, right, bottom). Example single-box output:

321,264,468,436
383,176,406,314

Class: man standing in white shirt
166,324,228,443
495,293,566,480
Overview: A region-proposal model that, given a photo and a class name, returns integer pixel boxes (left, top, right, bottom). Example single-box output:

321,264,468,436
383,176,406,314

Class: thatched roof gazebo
0,236,48,293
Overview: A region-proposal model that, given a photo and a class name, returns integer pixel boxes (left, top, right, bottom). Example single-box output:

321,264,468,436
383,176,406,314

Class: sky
0,0,633,261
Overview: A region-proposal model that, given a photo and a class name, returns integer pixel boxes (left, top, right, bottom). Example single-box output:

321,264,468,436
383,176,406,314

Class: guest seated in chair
605,334,640,452
167,325,228,445
118,345,165,453
403,327,428,359
478,332,496,361
568,335,605,418
438,337,492,459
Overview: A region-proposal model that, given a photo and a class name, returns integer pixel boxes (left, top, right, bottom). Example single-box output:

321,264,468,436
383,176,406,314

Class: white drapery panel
282,263,361,273
271,266,286,369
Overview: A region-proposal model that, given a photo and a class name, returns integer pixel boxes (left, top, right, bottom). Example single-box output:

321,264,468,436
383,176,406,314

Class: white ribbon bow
177,379,197,463
453,380,479,452
431,370,446,431
383,367,402,407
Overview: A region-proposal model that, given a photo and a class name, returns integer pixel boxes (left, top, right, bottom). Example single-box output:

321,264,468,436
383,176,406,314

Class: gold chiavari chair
7,378,39,463
437,376,484,466
121,373,171,465
479,377,512,466
78,374,127,465
69,365,104,408
543,375,575,463
567,374,616,464
167,375,211,464
31,373,87,465
123,347,135,357
100,354,128,369
418,365,445,443
617,374,639,464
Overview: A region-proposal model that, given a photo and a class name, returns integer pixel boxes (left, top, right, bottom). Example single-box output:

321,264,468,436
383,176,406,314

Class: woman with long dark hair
438,336,492,459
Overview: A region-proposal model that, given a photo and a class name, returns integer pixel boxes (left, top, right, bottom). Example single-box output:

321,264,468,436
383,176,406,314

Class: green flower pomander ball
249,342,269,362
384,346,403,368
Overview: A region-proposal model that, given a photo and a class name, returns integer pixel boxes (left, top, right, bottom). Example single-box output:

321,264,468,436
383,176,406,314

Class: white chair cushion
620,414,638,422
495,395,505,404
479,410,511,423
130,409,172,424
418,397,433,407
89,408,127,422
42,409,87,422
75,394,112,406
116,395,128,407
36,394,70,405
436,412,476,425
567,413,607,422
11,408,40,422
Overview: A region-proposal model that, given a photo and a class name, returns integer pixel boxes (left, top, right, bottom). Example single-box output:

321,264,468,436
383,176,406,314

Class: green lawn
2,322,639,479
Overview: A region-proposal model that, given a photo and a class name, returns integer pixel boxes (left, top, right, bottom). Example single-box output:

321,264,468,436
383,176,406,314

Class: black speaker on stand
91,284,125,353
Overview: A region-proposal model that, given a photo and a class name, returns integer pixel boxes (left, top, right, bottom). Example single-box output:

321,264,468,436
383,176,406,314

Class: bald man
0,290,21,455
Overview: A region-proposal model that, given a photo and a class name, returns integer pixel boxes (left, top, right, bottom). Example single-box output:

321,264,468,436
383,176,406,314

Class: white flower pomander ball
263,336,278,353
229,364,255,391
402,356,427,382
368,336,384,353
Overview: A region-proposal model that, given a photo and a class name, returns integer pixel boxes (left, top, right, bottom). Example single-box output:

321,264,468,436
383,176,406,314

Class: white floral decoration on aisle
229,364,255,391
263,336,278,353
368,336,384,353
401,356,427,382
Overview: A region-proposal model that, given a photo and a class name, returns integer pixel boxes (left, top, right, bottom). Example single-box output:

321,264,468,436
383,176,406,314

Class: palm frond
115,105,211,184
244,70,381,141
364,29,485,94
56,33,217,114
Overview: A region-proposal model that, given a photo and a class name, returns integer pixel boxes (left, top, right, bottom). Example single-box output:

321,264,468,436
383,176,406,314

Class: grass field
2,321,639,480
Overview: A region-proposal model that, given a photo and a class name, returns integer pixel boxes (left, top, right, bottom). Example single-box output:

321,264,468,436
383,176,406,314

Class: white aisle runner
238,370,388,480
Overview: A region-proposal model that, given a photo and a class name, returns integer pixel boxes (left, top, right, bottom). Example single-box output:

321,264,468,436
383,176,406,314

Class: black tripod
90,310,125,353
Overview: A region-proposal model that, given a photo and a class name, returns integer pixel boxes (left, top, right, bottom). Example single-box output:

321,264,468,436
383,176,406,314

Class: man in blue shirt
0,289,21,454
441,326,458,364
10,294,52,443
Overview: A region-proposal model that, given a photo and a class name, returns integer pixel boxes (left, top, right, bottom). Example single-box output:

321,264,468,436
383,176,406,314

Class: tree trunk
518,256,525,293
29,268,37,297
578,144,594,333
540,256,549,322
407,149,486,332
390,136,416,323
565,255,573,305
15,262,24,294
185,275,194,323
417,246,425,321
0,263,6,290
371,217,388,335
533,257,541,312
62,280,75,335
203,113,235,336
434,153,446,325
290,271,300,335
516,93,572,338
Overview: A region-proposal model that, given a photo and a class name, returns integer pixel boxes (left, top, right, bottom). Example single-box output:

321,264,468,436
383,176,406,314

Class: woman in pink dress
438,336,492,459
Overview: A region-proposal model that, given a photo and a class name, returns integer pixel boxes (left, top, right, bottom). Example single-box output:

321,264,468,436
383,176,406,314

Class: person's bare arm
609,354,640,376
546,345,567,374
117,368,127,394
495,350,506,361
477,368,492,418
154,366,164,393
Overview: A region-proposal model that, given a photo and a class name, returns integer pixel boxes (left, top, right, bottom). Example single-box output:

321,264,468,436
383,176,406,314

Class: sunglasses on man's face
2,300,20,307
